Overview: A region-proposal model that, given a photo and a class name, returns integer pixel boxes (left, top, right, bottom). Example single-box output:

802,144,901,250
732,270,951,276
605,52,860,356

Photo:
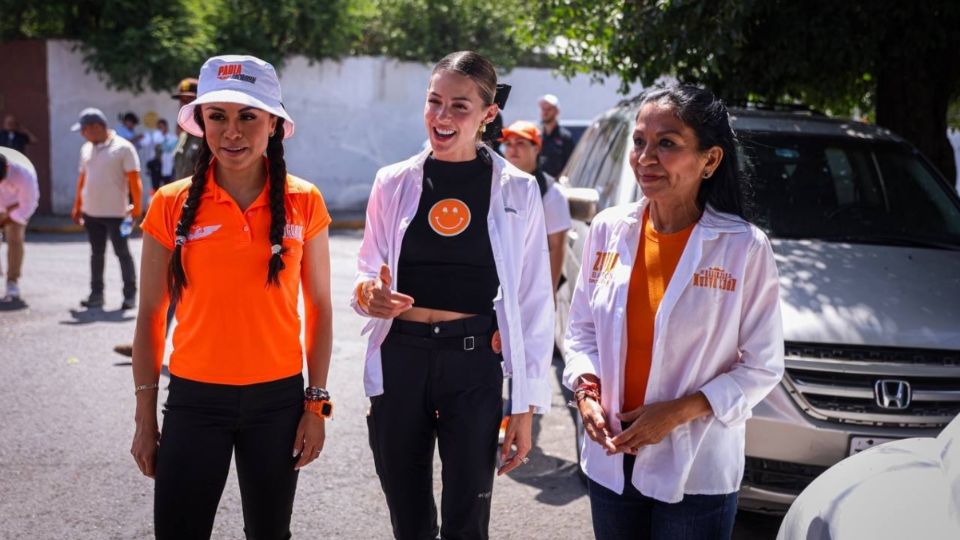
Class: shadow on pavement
61,307,135,325
0,297,28,311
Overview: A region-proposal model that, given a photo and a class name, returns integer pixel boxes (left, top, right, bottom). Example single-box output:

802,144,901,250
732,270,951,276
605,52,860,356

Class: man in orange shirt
71,107,142,309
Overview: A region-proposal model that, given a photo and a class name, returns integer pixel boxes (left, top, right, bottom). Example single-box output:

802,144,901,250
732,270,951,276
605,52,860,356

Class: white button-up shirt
0,148,39,225
352,147,555,414
564,199,784,503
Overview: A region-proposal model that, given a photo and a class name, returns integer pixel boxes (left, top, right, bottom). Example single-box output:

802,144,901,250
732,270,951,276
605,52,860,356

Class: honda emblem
874,379,911,410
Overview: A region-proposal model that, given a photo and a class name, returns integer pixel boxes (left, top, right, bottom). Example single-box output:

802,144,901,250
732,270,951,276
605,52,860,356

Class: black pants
155,374,303,540
82,214,136,299
368,315,504,540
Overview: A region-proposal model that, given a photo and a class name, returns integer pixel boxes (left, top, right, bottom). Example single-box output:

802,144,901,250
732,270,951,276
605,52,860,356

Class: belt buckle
463,336,476,351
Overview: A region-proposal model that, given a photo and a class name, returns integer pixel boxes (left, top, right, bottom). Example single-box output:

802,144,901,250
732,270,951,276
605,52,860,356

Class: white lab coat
352,146,555,414
564,199,784,502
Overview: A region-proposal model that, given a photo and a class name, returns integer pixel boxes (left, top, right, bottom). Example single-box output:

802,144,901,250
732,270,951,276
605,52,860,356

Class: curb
28,219,366,234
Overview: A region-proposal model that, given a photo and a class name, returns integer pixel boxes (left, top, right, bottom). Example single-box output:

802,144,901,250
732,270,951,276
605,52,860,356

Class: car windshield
741,133,960,249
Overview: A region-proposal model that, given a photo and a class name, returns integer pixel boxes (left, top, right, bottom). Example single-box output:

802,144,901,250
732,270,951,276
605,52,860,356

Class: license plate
848,436,898,456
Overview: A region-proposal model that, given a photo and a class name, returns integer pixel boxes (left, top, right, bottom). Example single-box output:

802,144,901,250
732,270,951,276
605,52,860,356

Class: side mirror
566,187,600,223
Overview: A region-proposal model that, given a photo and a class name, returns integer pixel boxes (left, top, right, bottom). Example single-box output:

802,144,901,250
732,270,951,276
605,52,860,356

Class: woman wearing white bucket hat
129,55,334,539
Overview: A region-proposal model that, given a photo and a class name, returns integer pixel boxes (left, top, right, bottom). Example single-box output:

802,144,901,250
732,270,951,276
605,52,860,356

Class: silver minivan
556,98,960,513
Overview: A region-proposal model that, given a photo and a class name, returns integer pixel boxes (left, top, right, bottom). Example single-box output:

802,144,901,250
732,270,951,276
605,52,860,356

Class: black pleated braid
167,108,213,304
264,118,288,286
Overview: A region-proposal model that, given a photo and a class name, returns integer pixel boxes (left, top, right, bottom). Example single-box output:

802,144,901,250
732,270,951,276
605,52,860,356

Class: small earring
480,123,487,134
703,171,711,178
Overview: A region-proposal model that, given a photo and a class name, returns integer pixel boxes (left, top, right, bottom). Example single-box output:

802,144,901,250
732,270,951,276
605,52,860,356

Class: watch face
321,402,332,416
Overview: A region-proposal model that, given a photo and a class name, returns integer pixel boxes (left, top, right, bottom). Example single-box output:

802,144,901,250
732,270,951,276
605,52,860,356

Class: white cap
177,55,294,139
539,94,560,108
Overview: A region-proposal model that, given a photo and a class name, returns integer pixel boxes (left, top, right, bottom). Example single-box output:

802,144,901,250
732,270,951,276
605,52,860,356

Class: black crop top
397,154,500,314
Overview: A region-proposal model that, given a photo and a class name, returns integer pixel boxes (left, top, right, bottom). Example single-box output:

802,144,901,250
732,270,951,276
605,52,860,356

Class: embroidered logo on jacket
692,266,738,292
284,224,304,241
589,251,619,285
187,224,222,241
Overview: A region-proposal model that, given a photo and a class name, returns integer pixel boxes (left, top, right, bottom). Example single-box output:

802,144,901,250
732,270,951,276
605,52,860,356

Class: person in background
172,78,203,181
564,85,784,539
71,107,142,310
538,94,575,177
113,80,200,358
501,120,571,292
146,119,179,193
115,112,144,147
0,115,38,153
0,148,40,301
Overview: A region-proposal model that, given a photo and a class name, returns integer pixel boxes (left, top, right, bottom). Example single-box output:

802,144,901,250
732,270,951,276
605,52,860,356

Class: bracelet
356,283,370,309
134,383,159,394
574,387,601,403
304,386,330,401
574,380,601,403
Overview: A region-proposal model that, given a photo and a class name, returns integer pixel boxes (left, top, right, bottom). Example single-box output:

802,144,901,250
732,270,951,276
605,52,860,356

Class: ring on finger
520,456,530,464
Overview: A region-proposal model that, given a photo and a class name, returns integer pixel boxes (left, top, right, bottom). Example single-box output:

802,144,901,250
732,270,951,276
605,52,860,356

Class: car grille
742,457,828,495
782,342,960,427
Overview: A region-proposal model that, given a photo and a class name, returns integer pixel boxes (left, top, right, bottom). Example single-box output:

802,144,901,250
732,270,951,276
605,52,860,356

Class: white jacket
352,147,555,414
563,199,784,503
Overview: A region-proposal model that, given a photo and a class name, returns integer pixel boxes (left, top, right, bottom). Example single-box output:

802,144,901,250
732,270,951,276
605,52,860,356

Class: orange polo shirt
141,164,331,385
623,209,695,412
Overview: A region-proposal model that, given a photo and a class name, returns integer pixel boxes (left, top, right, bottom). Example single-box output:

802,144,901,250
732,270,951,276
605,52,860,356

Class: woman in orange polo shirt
129,55,333,539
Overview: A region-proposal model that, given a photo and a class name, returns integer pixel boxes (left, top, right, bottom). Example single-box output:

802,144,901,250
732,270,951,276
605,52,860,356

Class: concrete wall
45,41,631,214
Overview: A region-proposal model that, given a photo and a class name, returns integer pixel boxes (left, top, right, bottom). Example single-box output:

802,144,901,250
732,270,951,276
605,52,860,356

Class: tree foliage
352,0,543,69
517,0,960,181
0,0,360,92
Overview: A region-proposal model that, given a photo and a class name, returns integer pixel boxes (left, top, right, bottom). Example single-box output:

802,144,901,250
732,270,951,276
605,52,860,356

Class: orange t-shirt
141,166,331,385
622,209,695,412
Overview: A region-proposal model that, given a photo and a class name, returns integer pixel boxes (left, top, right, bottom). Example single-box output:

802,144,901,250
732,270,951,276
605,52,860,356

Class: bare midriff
398,307,478,324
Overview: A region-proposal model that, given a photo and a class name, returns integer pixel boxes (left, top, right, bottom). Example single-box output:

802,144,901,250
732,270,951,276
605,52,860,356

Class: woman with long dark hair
129,55,334,539
353,50,555,539
565,85,784,539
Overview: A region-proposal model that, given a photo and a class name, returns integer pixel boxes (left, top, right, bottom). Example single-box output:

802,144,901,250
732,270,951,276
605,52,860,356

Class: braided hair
167,109,288,304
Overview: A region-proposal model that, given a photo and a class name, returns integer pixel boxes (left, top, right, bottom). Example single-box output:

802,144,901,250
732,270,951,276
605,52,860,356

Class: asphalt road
0,230,782,539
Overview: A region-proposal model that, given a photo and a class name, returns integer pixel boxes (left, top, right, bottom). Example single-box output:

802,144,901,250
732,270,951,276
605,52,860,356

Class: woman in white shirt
564,85,784,539
353,51,554,539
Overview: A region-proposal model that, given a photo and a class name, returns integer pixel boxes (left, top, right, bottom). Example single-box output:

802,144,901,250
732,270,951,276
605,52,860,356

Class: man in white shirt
0,148,40,301
500,120,572,291
70,108,143,310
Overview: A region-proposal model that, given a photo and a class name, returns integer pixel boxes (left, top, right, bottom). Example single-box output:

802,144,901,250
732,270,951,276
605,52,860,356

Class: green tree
208,0,362,69
354,0,544,69
518,0,960,183
0,0,360,92
0,0,216,93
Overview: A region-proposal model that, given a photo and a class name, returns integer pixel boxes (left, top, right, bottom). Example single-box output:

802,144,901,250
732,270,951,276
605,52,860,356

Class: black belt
388,315,496,352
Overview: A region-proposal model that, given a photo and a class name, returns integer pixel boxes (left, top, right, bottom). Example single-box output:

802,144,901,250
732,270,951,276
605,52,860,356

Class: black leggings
368,315,504,540
155,374,303,540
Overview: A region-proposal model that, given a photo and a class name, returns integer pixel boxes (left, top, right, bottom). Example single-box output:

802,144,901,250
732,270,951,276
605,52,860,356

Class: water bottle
120,215,133,238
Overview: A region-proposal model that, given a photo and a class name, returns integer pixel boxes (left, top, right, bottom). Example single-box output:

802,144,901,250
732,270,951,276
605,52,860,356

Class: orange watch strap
304,399,333,419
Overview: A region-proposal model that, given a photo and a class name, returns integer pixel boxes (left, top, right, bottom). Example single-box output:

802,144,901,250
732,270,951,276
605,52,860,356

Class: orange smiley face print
428,198,471,237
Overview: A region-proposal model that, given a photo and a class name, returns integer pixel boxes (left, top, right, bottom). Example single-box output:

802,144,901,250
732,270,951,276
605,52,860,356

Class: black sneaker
121,296,136,310
81,294,104,308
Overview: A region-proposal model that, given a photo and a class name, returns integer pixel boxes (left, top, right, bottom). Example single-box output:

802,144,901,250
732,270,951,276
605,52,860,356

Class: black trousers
82,214,136,298
368,315,504,540
155,374,303,540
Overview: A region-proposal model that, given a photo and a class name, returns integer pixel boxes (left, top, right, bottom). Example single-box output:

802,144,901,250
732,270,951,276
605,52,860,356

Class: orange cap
499,120,542,148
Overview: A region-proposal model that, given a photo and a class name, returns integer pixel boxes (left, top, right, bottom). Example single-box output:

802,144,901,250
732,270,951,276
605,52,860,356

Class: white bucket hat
177,55,295,139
